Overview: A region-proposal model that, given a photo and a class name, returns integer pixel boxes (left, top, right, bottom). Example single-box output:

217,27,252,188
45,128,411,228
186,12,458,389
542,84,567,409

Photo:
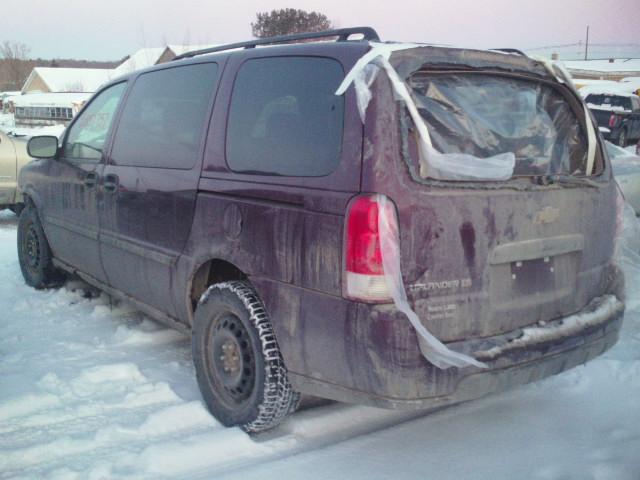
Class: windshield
408,73,590,178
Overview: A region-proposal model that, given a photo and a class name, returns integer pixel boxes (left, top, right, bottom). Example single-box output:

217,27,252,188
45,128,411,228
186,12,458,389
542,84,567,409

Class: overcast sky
9,0,640,61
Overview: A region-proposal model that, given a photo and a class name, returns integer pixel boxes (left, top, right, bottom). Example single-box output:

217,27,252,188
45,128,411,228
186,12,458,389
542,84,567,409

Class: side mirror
27,136,59,159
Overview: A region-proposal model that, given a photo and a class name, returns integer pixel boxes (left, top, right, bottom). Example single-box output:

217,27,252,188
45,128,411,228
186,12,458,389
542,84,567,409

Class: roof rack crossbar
490,48,528,57
172,27,380,61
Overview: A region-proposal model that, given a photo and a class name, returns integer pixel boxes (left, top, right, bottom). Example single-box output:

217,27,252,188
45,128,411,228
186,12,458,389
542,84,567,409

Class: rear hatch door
365,48,616,342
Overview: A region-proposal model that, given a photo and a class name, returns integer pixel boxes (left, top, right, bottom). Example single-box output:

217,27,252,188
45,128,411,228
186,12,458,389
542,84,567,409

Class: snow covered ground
0,209,639,480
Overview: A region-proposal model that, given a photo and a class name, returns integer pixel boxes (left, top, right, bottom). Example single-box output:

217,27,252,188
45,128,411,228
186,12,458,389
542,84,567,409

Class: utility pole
584,25,589,61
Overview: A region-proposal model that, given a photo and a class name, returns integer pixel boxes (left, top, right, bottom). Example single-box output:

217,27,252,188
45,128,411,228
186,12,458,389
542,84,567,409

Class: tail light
343,194,396,303
608,114,617,128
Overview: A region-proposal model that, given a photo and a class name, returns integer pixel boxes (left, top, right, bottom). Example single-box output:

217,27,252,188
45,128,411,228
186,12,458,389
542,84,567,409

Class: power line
526,42,639,51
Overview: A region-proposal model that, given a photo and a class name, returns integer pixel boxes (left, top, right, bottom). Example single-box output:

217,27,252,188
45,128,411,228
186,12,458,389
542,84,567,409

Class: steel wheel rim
23,224,41,271
210,313,256,405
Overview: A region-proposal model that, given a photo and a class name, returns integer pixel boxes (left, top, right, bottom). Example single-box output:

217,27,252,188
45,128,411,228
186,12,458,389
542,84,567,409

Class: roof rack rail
490,48,528,57
172,27,380,61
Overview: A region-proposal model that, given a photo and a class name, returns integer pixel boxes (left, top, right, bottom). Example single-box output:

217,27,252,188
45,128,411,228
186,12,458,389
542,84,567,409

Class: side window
632,96,640,112
226,57,344,177
110,63,218,169
63,82,126,162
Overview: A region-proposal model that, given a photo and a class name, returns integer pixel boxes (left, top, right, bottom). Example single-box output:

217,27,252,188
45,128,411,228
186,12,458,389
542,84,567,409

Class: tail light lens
343,194,396,303
609,114,617,128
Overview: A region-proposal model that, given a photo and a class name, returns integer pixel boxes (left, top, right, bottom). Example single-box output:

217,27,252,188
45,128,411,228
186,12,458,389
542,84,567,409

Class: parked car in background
606,141,640,215
18,28,625,433
585,91,640,146
0,130,31,215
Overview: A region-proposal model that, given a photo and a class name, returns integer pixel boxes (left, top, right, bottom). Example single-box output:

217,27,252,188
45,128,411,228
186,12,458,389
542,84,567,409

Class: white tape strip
584,103,597,175
336,42,420,123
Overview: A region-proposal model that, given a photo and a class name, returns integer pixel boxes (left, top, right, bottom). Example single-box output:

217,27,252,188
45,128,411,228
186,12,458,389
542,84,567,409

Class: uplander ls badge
409,278,472,292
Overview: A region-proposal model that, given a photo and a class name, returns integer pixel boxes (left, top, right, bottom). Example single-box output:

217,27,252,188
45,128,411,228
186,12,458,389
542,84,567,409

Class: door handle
104,173,119,193
84,172,98,188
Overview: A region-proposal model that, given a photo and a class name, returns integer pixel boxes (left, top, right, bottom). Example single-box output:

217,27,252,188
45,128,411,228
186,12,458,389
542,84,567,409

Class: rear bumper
281,289,624,409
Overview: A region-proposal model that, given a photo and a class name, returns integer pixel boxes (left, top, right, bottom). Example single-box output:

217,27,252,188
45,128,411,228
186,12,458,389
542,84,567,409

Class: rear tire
17,204,64,289
192,281,300,433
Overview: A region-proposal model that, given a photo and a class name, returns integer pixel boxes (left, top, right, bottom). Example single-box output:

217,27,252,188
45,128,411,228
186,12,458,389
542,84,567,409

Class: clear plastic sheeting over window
409,74,589,178
375,57,515,182
336,43,597,181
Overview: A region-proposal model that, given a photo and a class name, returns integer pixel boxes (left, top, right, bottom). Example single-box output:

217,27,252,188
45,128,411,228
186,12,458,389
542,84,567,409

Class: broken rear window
408,73,590,178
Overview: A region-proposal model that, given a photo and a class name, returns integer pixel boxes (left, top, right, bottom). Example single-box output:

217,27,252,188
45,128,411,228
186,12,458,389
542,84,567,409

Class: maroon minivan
19,28,625,433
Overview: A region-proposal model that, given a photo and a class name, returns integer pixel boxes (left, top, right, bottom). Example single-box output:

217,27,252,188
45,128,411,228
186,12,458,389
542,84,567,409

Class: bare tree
0,41,32,91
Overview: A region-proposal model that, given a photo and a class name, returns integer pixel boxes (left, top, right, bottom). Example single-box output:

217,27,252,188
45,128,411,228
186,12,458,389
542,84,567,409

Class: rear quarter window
226,56,344,177
111,63,218,169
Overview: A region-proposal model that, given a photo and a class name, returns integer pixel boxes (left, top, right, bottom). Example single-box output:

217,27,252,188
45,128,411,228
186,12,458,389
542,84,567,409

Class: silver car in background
0,130,32,215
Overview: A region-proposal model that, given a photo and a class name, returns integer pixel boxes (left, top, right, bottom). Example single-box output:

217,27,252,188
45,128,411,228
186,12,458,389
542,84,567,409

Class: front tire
192,281,300,433
17,205,63,289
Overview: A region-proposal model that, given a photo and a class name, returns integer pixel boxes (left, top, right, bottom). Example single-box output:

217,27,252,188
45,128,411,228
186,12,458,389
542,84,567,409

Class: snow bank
112,321,185,346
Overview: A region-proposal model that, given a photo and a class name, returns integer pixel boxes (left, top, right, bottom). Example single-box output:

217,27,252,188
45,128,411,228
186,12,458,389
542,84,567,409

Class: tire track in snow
0,400,181,450
0,402,221,478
